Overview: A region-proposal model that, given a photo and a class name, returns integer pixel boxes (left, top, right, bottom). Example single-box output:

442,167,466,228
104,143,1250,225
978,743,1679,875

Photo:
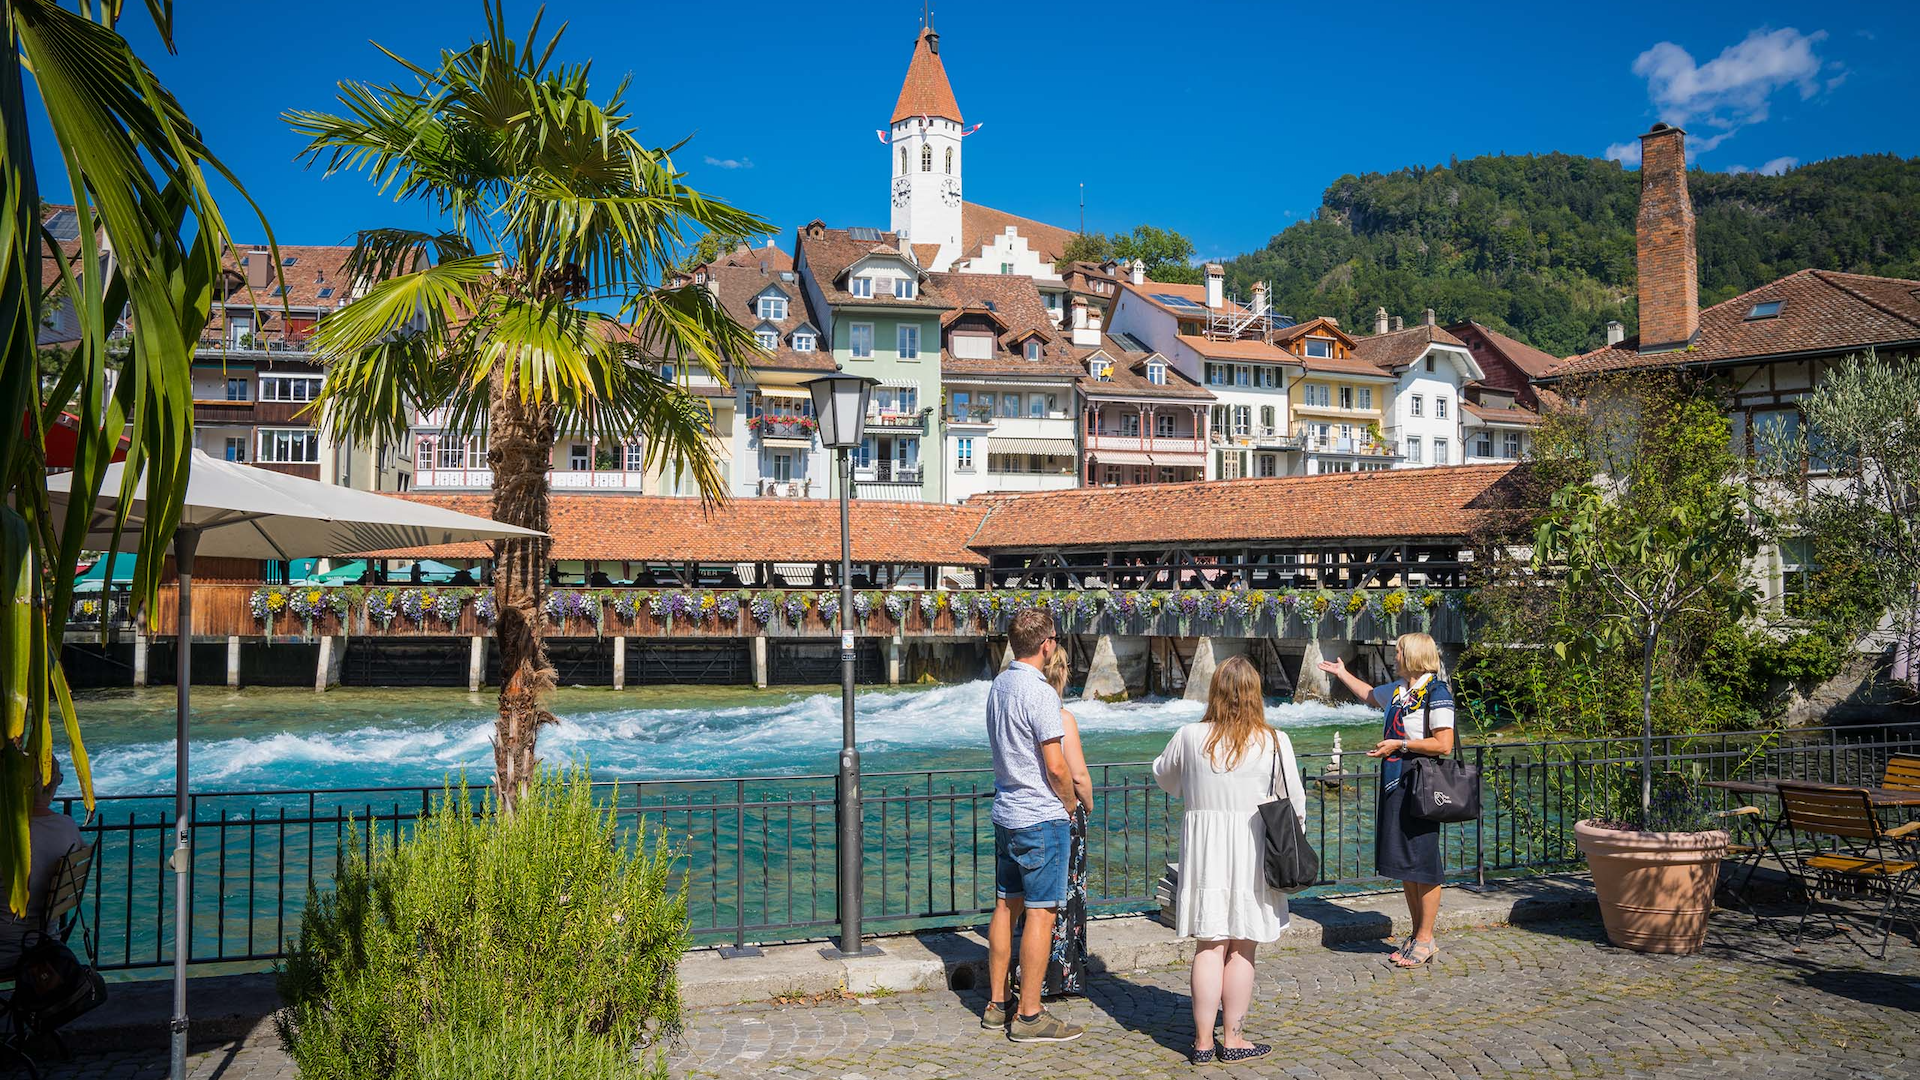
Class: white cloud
1621,28,1829,160
703,155,754,170
1605,141,1642,167
1757,155,1798,175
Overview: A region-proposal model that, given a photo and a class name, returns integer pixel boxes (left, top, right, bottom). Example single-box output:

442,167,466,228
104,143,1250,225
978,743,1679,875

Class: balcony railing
864,408,930,434
854,462,922,484
943,405,996,427
1084,432,1207,456
414,467,494,489
551,469,649,490
747,417,818,442
1212,429,1305,450
1295,431,1398,457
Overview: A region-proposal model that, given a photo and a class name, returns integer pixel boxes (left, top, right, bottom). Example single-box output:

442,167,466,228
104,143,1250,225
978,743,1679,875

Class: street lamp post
806,372,882,960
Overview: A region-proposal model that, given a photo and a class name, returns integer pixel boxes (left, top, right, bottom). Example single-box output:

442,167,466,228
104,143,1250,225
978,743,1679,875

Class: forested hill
1222,152,1920,359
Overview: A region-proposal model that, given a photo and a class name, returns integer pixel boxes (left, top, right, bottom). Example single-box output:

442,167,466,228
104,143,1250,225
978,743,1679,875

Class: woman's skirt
1376,780,1444,885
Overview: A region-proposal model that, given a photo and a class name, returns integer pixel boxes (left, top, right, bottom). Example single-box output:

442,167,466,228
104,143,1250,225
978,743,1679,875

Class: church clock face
892,177,911,208
940,176,961,207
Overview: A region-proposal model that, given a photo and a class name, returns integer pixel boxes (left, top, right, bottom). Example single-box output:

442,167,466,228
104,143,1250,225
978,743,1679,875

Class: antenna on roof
1079,182,1085,236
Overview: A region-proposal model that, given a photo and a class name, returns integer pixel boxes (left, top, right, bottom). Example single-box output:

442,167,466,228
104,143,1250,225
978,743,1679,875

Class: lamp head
804,373,880,449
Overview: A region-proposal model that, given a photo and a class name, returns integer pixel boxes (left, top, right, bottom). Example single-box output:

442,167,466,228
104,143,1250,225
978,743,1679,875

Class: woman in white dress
1152,655,1306,1065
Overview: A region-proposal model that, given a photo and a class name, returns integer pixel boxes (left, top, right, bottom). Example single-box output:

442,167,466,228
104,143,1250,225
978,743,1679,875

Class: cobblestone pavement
30,915,1920,1079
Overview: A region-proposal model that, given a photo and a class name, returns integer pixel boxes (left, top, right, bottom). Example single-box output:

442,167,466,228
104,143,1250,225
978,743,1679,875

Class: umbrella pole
169,527,198,1080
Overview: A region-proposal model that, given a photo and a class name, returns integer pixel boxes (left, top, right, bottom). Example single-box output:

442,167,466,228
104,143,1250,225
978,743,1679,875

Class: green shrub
276,769,686,1080
415,1011,650,1080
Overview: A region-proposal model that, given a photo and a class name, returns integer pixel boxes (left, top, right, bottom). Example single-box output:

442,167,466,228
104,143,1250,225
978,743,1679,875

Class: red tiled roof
1551,269,1920,378
1074,336,1214,401
1447,320,1558,379
1352,323,1471,373
794,225,953,311
711,242,793,274
967,463,1527,549
1173,334,1296,364
1463,401,1543,427
927,272,1082,378
365,494,990,566
1123,279,1253,319
705,261,833,373
892,27,963,124
960,203,1076,266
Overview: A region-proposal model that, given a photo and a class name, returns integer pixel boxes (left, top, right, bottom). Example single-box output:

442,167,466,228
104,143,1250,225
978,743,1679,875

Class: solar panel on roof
847,227,882,241
1153,292,1205,311
44,209,80,241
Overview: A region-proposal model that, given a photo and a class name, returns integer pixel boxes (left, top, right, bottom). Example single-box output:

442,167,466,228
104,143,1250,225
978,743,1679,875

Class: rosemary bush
276,770,685,1079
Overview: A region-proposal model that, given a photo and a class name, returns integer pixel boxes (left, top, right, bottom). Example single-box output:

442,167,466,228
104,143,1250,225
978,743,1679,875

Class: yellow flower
306,590,323,605
267,591,287,611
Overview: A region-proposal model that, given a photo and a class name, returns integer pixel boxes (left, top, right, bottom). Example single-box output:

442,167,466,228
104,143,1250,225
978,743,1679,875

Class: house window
1218,452,1243,480
1436,397,1449,419
1206,364,1227,386
894,277,917,299
1120,412,1141,437
920,145,932,172
1303,384,1329,407
1025,340,1041,361
1209,405,1226,437
1000,263,1014,275
568,444,590,470
1358,388,1373,410
793,332,815,352
1475,433,1494,459
1235,366,1250,387
1233,405,1251,437
1156,413,1175,438
433,438,463,469
756,295,788,320
1147,361,1166,385
224,437,247,462
1433,437,1449,465
1028,394,1047,418
257,428,319,464
1253,366,1276,388
1746,300,1784,321
770,452,794,482
1410,394,1424,417
755,329,778,349
1780,537,1814,616
944,148,953,174
1304,338,1332,358
1257,454,1278,478
1503,431,1522,459
1104,465,1121,485
1425,356,1435,372
258,375,323,403
897,324,920,359
1260,405,1276,435
226,378,248,401
1043,292,1061,313
1405,437,1422,463
899,146,908,175
625,443,646,471
1000,393,1021,418
1339,386,1353,410
851,323,874,358
1750,407,1799,459
850,277,873,298
956,437,974,470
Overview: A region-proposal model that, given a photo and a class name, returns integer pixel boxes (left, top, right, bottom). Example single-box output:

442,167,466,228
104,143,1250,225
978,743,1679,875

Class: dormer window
850,276,874,298
756,294,788,320
1089,357,1113,381
793,331,816,352
1147,361,1167,385
894,277,917,300
1304,338,1332,359
755,329,778,350
1745,300,1784,320
1024,340,1041,361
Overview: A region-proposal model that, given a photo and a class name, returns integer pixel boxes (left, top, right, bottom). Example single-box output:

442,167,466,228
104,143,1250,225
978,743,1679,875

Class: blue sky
33,1,1917,265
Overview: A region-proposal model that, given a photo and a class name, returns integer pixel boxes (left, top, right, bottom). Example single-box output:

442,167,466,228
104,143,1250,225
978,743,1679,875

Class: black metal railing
54,720,1920,971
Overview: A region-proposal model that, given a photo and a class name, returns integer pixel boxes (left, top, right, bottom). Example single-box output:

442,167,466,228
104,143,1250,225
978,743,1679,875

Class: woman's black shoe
1218,1044,1271,1063
1188,1047,1215,1065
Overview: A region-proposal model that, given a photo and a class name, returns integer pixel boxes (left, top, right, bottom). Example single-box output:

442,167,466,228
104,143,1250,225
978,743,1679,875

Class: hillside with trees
1222,152,1920,359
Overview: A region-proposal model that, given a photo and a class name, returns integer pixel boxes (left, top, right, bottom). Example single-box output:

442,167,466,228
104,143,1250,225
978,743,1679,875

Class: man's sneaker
1008,1009,1085,1043
982,1001,1009,1029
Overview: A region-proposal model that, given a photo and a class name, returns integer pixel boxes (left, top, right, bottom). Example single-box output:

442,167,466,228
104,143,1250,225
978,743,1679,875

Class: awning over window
988,437,1077,457
757,387,812,400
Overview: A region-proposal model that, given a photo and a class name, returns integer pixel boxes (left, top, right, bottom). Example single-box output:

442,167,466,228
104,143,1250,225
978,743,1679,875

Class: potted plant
1535,463,1767,954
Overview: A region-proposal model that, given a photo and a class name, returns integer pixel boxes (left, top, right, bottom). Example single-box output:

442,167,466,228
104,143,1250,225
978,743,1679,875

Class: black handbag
1259,740,1320,891
1402,692,1481,823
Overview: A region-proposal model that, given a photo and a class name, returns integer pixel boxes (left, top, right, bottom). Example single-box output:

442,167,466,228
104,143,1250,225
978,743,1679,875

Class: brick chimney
1204,263,1224,309
1374,307,1389,335
1635,123,1699,352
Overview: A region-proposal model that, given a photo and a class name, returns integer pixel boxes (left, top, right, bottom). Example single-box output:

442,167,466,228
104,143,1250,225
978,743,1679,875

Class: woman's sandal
1392,940,1439,968
1387,935,1415,964
1218,1044,1272,1063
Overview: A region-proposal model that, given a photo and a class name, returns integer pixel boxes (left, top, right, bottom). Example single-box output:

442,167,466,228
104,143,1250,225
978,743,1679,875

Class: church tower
888,25,963,270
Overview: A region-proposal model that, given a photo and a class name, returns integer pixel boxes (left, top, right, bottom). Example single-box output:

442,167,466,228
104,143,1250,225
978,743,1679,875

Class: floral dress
1042,805,1089,997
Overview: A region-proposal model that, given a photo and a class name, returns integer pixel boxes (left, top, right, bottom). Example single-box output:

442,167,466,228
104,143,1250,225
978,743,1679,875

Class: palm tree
1,2,266,911
291,3,768,806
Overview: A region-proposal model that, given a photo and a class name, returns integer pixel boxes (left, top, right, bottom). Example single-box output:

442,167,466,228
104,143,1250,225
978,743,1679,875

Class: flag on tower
960,122,984,137
875,129,890,145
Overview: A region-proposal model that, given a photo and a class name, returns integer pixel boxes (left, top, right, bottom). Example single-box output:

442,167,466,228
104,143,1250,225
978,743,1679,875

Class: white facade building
1353,317,1484,469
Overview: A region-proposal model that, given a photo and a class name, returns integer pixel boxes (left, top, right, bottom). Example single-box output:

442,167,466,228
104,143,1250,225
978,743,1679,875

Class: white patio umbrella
47,449,543,1080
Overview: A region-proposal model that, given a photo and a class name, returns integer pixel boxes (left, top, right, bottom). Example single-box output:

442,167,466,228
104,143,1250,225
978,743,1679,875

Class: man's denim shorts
993,819,1071,908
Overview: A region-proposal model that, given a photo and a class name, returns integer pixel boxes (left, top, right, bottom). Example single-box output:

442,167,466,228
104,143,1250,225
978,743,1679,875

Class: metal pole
170,527,199,1080
828,449,877,958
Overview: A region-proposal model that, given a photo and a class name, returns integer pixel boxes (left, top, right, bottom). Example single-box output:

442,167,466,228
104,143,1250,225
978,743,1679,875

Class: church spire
891,25,963,125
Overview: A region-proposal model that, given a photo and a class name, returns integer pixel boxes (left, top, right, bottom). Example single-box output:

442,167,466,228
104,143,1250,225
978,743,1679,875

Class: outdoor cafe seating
1772,782,1920,958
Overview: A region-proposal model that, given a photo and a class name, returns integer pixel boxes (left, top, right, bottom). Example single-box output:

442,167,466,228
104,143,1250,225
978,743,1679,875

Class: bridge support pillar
468,636,485,692
1084,634,1147,701
316,635,343,691
1296,637,1356,703
752,635,768,689
1184,637,1248,702
133,631,148,688
226,636,242,688
887,636,903,685
612,636,626,690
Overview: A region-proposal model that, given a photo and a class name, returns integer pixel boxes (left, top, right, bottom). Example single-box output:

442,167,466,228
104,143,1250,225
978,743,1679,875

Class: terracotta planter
1574,820,1728,954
